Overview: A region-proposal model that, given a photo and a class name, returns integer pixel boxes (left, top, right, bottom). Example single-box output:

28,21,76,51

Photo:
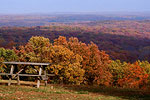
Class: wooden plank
3,62,50,66
17,75,20,85
47,74,55,76
44,70,47,86
8,65,14,86
37,67,42,88
12,69,24,78
0,73,54,77
16,68,23,86
18,74,42,77
0,73,40,76
0,80,46,86
0,73,10,75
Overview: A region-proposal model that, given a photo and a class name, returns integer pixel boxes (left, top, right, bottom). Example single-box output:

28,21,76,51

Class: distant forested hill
0,14,150,26
1,20,150,62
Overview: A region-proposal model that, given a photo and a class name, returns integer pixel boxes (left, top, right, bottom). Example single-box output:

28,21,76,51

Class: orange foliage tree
54,36,112,86
117,62,149,89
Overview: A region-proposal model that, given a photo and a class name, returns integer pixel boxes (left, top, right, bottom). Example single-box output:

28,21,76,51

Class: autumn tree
54,36,112,86
47,45,85,84
108,60,129,86
117,62,149,89
14,36,51,62
0,48,17,61
0,48,17,73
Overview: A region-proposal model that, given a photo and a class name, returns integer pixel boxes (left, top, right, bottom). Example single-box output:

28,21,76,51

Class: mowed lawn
0,80,150,100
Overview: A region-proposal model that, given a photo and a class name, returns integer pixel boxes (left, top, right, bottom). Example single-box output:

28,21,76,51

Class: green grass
0,81,149,100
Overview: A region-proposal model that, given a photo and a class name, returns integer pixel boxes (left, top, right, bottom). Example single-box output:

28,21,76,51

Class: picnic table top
3,62,50,66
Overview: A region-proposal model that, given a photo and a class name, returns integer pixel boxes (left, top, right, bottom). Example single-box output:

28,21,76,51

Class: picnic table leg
44,70,47,86
37,67,42,88
8,65,14,86
15,69,24,85
17,75,20,85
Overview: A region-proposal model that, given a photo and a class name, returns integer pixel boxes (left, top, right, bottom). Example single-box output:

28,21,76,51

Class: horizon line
0,11,150,15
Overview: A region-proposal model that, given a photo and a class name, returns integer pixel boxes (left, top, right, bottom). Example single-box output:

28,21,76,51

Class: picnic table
0,62,55,88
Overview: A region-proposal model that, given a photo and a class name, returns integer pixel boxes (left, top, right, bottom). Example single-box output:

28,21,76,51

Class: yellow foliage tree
14,36,51,62
47,45,85,85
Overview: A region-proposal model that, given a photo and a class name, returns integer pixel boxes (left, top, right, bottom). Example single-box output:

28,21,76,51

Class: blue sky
0,0,150,14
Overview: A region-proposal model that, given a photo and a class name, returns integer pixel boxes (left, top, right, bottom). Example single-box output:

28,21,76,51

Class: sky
0,0,150,14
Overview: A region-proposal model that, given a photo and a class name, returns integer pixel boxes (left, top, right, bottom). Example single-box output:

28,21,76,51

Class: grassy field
0,80,150,100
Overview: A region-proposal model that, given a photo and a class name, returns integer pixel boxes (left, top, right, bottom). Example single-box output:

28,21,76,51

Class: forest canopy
1,20,150,62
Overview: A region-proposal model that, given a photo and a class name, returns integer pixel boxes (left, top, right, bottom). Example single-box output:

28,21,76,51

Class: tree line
0,36,150,90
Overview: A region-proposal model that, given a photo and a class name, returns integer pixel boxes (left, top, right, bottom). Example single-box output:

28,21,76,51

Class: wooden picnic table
0,62,55,88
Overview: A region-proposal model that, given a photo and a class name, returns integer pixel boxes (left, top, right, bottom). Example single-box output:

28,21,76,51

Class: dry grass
0,80,149,100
